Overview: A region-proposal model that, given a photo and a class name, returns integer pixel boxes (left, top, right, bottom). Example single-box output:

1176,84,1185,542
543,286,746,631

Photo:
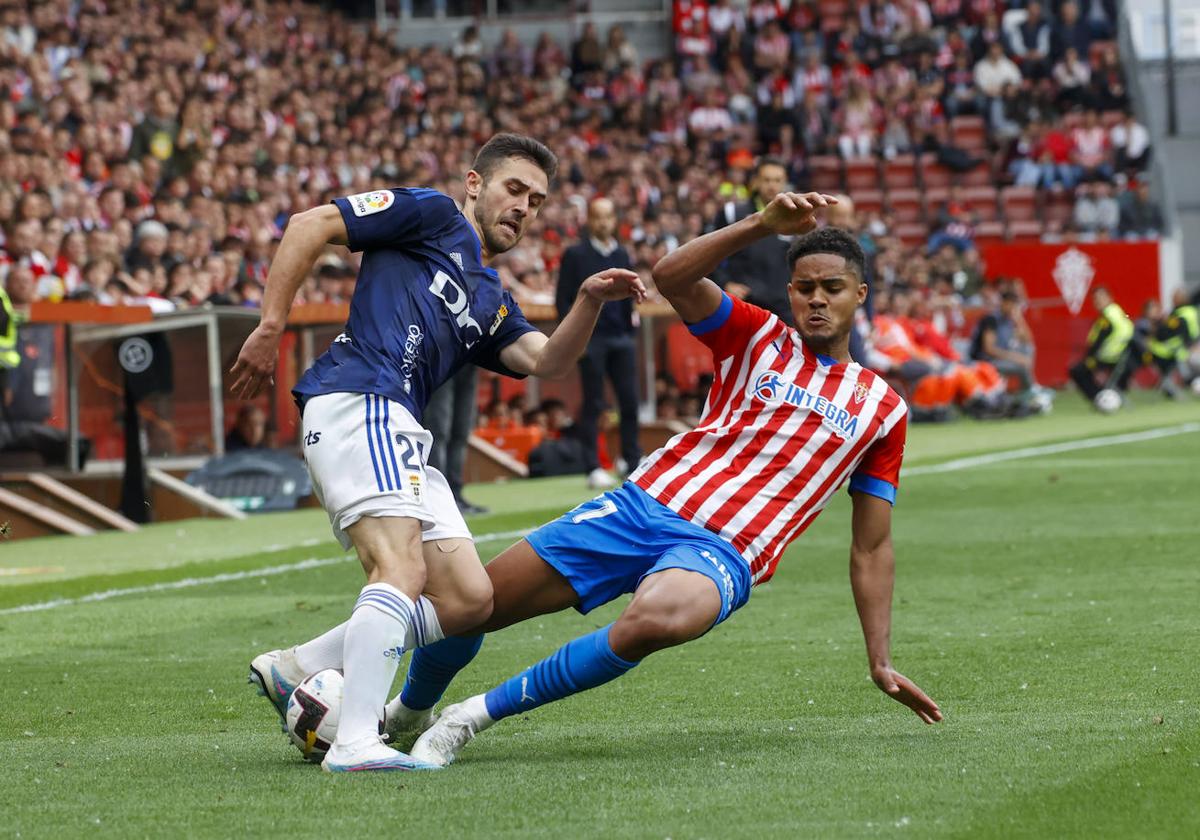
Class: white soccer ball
285,669,343,762
1094,388,1122,414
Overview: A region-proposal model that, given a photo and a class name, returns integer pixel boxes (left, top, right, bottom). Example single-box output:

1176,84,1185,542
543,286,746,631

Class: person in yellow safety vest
1068,286,1136,405
1144,288,1200,397
0,265,35,420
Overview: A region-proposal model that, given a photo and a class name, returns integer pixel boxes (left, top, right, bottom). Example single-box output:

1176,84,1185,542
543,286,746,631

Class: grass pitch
1,396,1198,838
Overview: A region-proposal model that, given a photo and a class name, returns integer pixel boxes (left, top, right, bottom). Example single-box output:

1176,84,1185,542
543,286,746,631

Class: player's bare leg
385,538,580,745
321,515,439,772
383,537,494,745
412,567,722,766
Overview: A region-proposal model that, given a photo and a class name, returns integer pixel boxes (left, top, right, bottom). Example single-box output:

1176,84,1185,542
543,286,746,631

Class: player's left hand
871,666,943,725
580,268,647,304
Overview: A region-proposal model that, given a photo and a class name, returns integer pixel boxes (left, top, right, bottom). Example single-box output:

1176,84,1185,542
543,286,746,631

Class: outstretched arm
651,192,837,323
499,268,645,380
229,204,348,399
849,491,942,725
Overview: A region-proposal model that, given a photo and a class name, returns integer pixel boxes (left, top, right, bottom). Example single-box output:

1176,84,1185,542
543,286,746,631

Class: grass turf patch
1,422,1197,838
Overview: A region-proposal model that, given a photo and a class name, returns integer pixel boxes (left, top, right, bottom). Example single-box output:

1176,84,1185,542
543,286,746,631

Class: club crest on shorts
854,381,869,404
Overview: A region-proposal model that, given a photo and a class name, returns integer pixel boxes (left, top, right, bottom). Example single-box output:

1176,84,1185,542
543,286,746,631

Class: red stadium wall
979,241,1162,387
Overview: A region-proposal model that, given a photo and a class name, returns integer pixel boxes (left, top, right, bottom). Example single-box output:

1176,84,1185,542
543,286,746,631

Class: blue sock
399,634,485,711
484,624,638,721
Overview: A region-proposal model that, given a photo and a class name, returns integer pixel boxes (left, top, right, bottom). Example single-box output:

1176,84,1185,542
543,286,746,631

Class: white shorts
301,392,471,551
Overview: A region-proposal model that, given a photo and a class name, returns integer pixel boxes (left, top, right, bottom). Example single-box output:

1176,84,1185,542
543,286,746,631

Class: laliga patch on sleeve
348,190,395,217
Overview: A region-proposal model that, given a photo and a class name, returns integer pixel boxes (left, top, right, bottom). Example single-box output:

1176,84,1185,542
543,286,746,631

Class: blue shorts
526,482,753,626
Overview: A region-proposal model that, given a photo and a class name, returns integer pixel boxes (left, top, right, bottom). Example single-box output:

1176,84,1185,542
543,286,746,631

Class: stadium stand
0,0,1174,441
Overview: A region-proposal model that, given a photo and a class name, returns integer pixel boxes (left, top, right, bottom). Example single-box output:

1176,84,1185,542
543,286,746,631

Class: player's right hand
871,666,943,725
758,192,839,236
229,324,282,400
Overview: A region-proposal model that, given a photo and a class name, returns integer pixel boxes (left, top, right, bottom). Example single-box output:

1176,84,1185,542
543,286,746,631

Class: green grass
1,398,1199,838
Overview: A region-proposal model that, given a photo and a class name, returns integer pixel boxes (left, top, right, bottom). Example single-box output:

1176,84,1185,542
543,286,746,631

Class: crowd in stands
0,0,1175,428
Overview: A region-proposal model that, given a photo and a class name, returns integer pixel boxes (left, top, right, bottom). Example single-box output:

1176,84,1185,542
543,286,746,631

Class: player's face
788,253,866,353
470,157,549,256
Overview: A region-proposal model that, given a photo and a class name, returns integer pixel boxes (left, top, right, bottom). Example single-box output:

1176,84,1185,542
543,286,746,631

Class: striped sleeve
686,293,774,361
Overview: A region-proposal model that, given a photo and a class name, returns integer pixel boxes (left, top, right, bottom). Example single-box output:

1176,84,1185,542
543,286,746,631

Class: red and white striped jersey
631,294,908,585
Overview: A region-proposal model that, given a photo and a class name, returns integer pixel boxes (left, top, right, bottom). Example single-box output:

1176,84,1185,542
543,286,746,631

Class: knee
436,575,494,635
611,604,708,660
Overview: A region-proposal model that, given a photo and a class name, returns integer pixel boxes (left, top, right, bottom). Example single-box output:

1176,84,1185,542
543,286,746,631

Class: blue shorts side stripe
364,395,385,492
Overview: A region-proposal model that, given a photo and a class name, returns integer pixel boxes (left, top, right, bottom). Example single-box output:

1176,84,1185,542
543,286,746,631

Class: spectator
1052,47,1092,109
225,404,268,451
128,89,179,166
1053,1,1091,62
1071,109,1113,182
1111,111,1152,174
969,289,1037,395
1118,181,1165,239
975,41,1022,103
571,22,604,76
836,81,879,159
943,51,983,118
1073,181,1120,238
1007,1,1053,79
712,157,794,324
556,197,640,489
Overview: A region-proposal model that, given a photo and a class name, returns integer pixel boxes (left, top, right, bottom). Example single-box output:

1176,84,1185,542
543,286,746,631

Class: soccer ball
1094,389,1122,414
285,669,343,762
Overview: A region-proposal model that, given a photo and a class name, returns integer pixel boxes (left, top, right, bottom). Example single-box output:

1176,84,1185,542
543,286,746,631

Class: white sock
335,583,416,746
292,596,445,675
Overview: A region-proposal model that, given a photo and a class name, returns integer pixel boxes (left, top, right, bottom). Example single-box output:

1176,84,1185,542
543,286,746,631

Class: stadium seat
1041,190,1075,227
887,188,924,223
962,186,1001,221
959,161,993,187
1000,186,1037,222
845,159,881,191
853,189,885,216
1007,220,1043,241
817,0,849,15
974,220,1005,248
919,153,953,188
950,116,987,152
924,186,950,213
894,222,929,247
883,154,919,190
809,155,843,192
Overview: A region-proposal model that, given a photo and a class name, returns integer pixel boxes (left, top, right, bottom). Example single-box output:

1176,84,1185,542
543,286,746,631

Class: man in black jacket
556,197,640,489
711,158,794,325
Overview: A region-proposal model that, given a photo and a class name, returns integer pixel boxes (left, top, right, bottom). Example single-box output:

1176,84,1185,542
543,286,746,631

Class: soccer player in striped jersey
395,191,942,766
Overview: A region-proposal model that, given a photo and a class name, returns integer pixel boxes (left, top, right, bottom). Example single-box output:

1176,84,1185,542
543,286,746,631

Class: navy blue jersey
293,188,540,421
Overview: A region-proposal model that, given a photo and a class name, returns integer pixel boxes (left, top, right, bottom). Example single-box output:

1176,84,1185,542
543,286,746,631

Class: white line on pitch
903,422,1200,477
0,528,534,616
2,423,1193,617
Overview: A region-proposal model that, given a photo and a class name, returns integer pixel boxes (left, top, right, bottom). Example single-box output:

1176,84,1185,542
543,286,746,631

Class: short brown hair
471,133,558,183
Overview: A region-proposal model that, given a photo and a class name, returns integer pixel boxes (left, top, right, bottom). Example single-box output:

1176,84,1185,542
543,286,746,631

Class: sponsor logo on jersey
333,332,352,344
429,269,483,348
750,371,859,439
399,324,424,393
347,190,394,217
489,304,509,335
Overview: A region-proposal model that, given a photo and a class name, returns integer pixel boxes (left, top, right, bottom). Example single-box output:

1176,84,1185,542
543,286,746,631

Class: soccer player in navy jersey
229,134,644,772
395,193,941,767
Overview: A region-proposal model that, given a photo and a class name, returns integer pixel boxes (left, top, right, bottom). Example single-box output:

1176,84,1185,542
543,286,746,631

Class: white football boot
383,698,438,751
586,468,617,490
409,695,493,767
248,648,307,730
321,733,440,773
